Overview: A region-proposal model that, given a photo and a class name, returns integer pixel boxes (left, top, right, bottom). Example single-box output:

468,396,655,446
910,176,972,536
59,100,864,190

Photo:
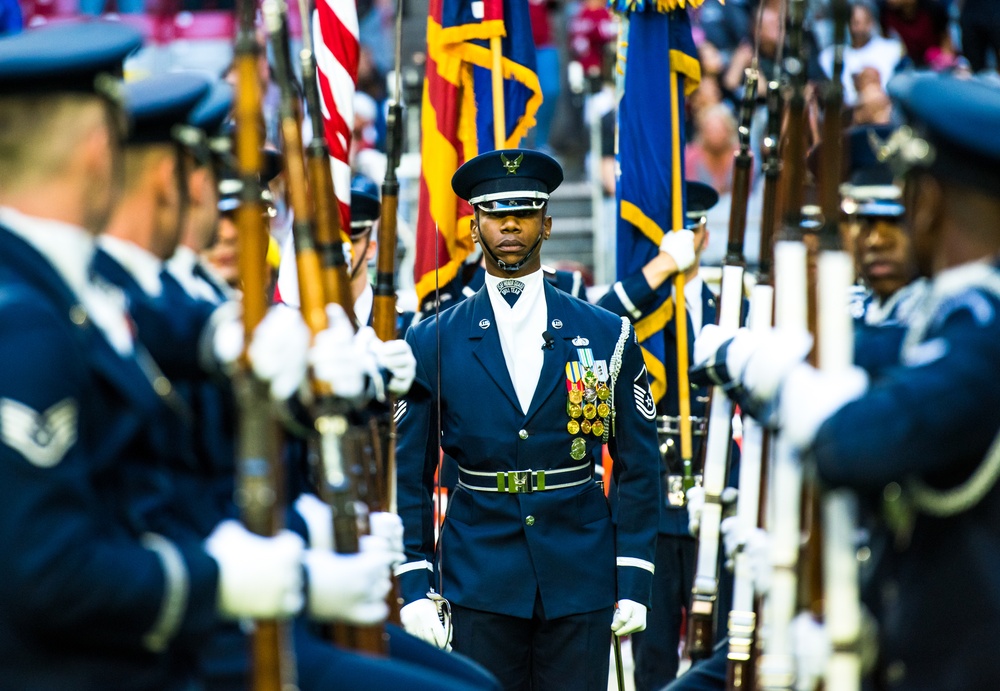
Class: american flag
313,0,358,229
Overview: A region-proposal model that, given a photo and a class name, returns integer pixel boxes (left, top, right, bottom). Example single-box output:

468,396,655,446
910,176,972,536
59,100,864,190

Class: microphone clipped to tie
541,331,555,351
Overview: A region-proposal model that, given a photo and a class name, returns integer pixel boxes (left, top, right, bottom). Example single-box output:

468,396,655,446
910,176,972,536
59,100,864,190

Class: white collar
485,268,544,312
354,283,374,326
167,244,199,276
98,235,164,298
0,206,95,298
684,275,703,303
0,206,134,355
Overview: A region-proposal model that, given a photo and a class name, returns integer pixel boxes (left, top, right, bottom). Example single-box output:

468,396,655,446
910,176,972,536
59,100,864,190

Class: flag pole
669,68,695,493
490,36,506,147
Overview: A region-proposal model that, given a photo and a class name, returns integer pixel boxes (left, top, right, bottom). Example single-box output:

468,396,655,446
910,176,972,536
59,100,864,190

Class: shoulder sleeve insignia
633,367,656,421
0,397,78,468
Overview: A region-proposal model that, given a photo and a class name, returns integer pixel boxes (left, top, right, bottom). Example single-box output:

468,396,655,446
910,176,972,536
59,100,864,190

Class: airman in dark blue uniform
0,23,308,690
695,73,1000,691
395,148,661,690
93,71,499,691
598,181,741,689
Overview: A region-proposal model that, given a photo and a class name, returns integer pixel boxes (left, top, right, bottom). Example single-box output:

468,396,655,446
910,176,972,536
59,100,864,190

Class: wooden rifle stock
367,0,406,627
689,65,757,664
263,0,387,655
232,1,296,689
296,0,356,324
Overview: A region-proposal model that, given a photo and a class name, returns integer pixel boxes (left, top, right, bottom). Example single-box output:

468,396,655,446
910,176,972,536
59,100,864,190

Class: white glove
778,363,868,450
310,305,371,401
686,485,706,536
659,229,697,272
791,612,831,691
742,327,813,403
294,493,333,551
611,599,647,636
249,305,311,401
745,527,772,595
692,323,741,381
687,486,738,536
721,515,747,567
303,549,393,625
368,511,405,556
204,520,305,620
370,338,416,396
400,597,451,649
210,303,244,373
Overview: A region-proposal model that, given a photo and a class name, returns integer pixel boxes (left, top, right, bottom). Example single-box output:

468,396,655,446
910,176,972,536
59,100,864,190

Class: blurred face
854,214,918,300
82,100,126,234
203,212,240,287
850,6,875,47
472,206,552,278
758,7,781,56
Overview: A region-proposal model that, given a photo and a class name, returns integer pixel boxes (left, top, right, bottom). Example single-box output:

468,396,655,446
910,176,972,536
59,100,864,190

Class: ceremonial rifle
817,3,863,688
263,0,387,655
687,64,755,662
368,0,406,626
722,63,765,689
295,0,356,324
725,69,784,691
231,0,297,687
758,1,811,688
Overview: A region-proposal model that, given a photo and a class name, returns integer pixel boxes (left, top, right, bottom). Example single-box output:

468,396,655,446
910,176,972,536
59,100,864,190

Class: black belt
457,462,593,493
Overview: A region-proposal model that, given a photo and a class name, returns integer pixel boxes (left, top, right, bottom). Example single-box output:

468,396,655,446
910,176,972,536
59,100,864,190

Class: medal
570,437,587,461
596,383,610,401
568,389,583,405
592,420,604,437
583,403,597,420
568,403,583,418
567,419,580,435
583,369,598,388
580,419,592,435
597,402,610,418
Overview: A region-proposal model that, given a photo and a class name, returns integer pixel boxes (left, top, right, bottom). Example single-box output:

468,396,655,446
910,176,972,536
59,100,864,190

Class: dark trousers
631,534,697,691
451,602,615,691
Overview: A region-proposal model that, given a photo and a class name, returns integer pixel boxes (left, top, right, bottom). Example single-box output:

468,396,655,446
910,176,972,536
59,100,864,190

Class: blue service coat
396,280,661,619
810,261,1000,691
0,226,219,690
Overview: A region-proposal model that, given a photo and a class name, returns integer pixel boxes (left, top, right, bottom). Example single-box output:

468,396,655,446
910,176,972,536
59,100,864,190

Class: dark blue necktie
497,279,525,308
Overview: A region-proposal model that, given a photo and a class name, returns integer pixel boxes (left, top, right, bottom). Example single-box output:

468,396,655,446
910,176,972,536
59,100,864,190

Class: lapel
468,287,521,413
522,282,573,426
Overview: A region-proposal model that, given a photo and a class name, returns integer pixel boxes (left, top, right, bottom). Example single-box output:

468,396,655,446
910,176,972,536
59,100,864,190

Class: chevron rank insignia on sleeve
0,397,78,468
633,367,656,421
393,399,408,423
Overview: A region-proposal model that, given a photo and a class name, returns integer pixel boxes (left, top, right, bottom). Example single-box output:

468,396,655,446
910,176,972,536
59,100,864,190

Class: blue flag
614,6,699,403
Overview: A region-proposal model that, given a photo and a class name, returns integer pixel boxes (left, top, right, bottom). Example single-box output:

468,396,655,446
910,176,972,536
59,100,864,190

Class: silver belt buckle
498,469,535,493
